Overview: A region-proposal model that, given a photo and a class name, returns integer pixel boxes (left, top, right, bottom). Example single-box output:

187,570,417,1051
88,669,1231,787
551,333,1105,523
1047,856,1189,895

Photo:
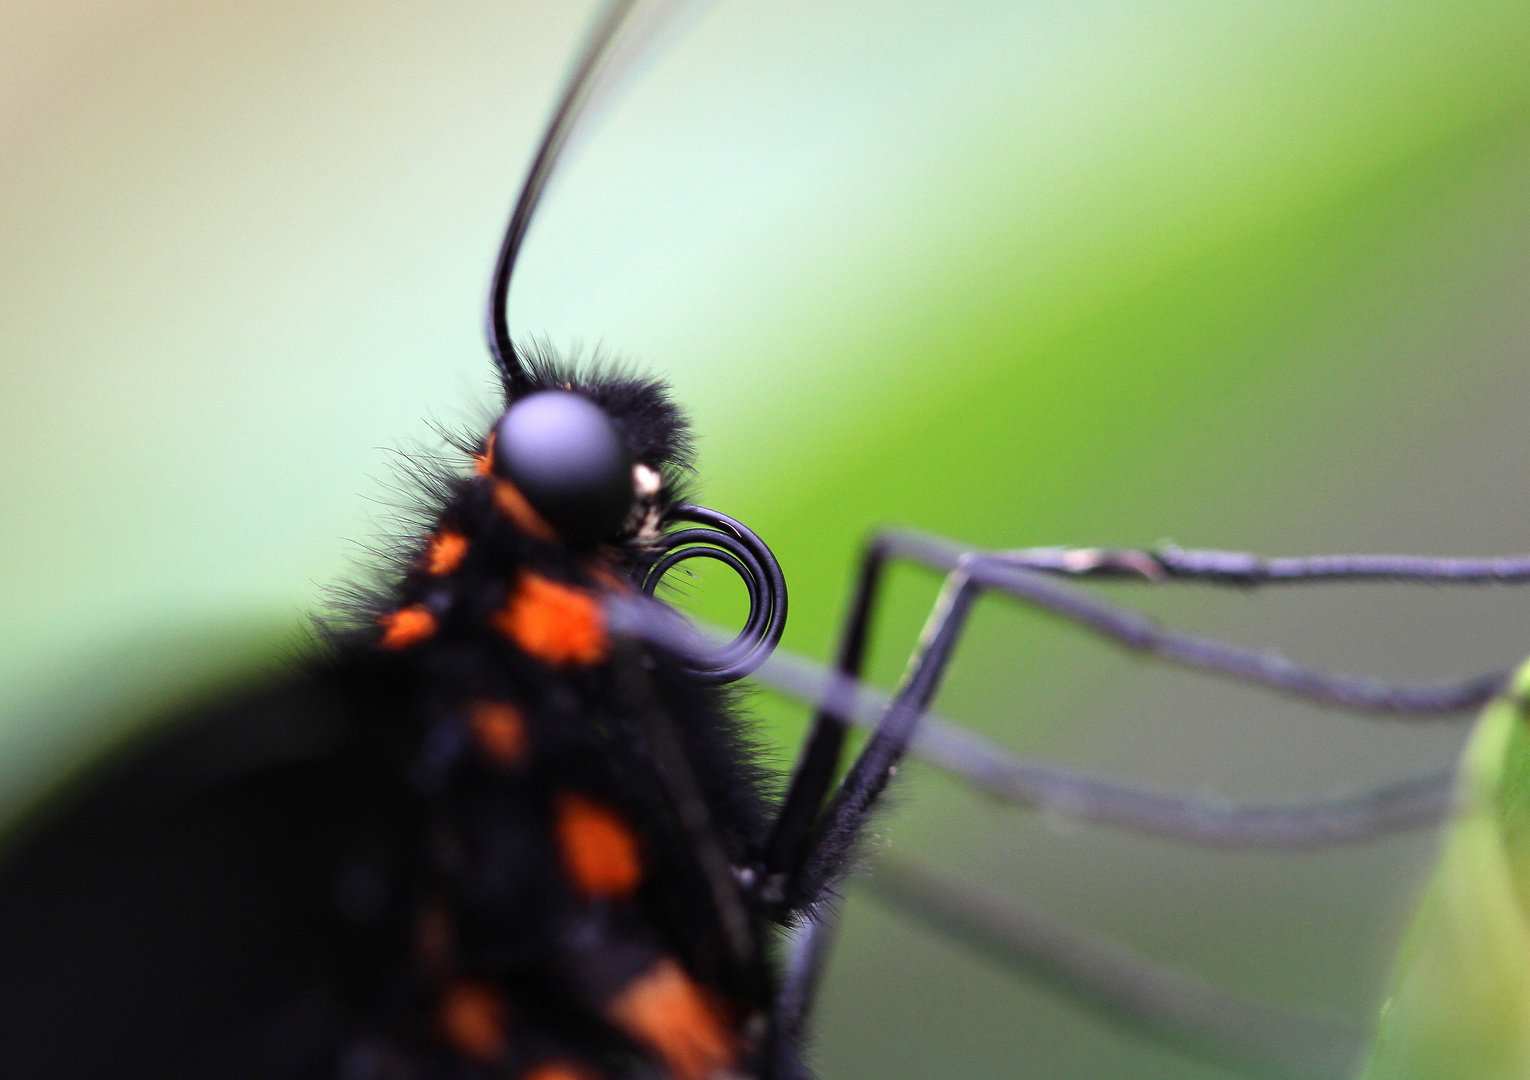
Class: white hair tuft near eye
633,463,662,498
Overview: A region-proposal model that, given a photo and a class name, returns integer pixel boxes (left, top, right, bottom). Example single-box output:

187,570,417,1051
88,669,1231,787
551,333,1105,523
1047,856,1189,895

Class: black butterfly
2,4,1527,1080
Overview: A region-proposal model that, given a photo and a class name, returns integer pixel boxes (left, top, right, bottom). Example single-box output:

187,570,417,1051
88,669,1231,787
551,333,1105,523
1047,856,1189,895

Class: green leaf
1363,662,1530,1080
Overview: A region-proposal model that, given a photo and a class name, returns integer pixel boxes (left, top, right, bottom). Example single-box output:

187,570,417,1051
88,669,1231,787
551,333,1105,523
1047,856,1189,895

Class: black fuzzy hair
506,340,696,475
317,344,695,643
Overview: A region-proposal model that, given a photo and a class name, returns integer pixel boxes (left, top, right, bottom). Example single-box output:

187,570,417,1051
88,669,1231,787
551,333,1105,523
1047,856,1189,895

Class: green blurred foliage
1365,665,1530,1080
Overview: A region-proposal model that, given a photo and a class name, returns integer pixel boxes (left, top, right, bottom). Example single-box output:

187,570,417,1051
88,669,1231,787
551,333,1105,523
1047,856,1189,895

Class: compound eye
491,391,634,543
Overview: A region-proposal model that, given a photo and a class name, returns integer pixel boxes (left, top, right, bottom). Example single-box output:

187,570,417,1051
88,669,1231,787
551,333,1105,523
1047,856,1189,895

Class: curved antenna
488,0,696,395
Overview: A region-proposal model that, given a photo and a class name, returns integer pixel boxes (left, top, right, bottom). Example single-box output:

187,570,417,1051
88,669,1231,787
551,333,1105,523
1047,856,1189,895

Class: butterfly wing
0,674,362,1078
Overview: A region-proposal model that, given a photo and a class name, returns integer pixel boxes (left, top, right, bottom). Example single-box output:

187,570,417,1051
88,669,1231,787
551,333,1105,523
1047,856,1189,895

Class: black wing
0,673,368,1079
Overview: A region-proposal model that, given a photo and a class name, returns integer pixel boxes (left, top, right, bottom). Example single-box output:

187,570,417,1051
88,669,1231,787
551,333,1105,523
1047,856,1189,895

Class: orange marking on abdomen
378,604,436,649
469,700,528,768
492,479,559,541
424,528,469,575
607,958,736,1080
554,792,642,899
524,1062,601,1080
493,573,607,666
438,980,509,1063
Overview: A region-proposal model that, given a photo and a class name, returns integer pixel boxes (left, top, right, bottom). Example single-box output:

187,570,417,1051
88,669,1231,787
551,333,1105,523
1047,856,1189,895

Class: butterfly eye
491,390,635,544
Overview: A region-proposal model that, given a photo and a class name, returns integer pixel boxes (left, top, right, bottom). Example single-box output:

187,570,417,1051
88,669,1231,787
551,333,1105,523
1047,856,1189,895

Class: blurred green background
4,1,1530,1077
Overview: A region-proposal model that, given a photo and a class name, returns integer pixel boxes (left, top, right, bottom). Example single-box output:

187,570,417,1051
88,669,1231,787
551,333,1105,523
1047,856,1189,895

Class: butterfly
2,2,1530,1076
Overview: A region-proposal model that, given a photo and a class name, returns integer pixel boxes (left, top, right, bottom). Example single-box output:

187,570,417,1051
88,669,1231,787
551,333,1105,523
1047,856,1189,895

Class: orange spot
524,1063,600,1080
424,529,470,576
607,959,736,1080
378,604,436,649
493,573,607,666
492,480,559,541
554,792,642,898
438,980,509,1063
469,700,528,768
473,431,496,477
475,429,560,541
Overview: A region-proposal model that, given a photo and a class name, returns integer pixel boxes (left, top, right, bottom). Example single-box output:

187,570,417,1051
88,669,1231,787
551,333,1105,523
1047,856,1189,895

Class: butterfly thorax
319,365,777,1080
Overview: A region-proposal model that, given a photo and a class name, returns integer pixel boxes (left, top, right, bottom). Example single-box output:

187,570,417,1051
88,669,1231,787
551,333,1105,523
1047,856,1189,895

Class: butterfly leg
763,529,1519,908
751,528,1527,1056
611,529,1530,1074
880,530,1512,713
760,558,983,1077
758,544,891,902
792,565,985,908
996,543,1530,585
768,902,839,1072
